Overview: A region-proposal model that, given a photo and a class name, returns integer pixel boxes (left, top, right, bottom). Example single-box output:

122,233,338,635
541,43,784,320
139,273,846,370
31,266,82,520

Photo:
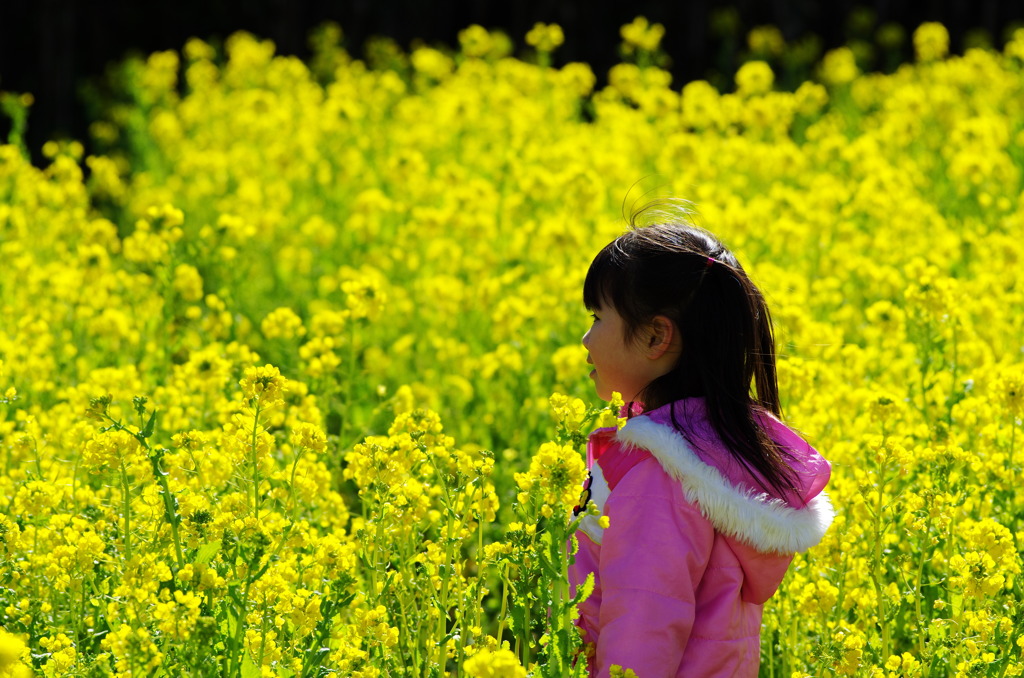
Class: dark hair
582,202,798,499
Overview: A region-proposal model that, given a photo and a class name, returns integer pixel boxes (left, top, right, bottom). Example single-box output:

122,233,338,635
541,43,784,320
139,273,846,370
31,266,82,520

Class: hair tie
705,256,715,269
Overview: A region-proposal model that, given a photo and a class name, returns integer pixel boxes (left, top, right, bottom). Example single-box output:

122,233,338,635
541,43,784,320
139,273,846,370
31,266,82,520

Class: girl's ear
646,315,679,360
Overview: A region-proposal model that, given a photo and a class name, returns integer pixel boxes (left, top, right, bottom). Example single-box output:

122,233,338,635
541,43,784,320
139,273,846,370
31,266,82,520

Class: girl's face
582,304,673,403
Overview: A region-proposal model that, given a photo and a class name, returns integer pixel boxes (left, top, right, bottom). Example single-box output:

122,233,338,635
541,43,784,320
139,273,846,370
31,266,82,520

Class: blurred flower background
1,3,1024,677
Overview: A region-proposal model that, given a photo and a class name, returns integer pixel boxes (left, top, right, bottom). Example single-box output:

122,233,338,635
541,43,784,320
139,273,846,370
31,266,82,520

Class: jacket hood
614,399,834,603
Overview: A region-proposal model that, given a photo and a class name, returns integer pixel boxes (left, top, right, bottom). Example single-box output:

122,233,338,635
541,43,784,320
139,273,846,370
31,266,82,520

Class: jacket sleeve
594,460,715,678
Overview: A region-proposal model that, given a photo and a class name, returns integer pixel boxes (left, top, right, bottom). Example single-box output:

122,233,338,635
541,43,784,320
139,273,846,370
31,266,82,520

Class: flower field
1,15,1024,677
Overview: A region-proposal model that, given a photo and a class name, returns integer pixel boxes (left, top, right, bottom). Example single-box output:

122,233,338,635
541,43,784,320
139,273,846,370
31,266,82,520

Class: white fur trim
616,416,834,554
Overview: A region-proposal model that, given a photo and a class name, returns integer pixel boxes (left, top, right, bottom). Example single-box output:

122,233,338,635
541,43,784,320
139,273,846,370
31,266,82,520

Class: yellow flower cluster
0,628,30,678
1,13,1024,676
620,16,665,52
515,442,587,518
239,364,288,405
464,648,527,678
525,23,564,53
914,22,950,61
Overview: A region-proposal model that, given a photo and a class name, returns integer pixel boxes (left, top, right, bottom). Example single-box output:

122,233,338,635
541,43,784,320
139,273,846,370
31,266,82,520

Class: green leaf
141,407,158,438
571,572,595,605
508,602,526,635
194,541,222,565
241,655,262,678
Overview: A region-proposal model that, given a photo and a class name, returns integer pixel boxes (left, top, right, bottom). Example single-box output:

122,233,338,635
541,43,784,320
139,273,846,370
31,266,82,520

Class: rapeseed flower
289,421,327,454
525,23,564,53
620,16,664,53
261,306,306,340
914,22,949,61
240,364,288,405
459,25,494,58
515,442,586,518
993,366,1024,418
821,47,859,85
0,629,29,678
172,263,204,302
463,648,526,678
748,25,785,56
735,60,774,95
2,13,1024,677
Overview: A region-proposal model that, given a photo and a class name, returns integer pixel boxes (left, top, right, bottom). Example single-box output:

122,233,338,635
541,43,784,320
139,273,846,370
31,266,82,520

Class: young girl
568,206,834,678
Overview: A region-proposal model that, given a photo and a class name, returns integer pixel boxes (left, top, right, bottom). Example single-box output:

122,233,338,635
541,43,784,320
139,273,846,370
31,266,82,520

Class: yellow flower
459,25,494,58
239,364,288,406
0,629,29,677
560,63,596,97
596,391,627,429
992,366,1024,417
0,359,15,403
620,16,665,52
411,47,454,79
261,306,306,340
549,393,586,430
914,22,949,61
341,278,386,320
514,441,586,515
290,422,327,454
525,23,564,53
735,60,774,95
82,429,143,470
748,25,785,56
173,263,204,302
463,649,526,678
821,47,859,85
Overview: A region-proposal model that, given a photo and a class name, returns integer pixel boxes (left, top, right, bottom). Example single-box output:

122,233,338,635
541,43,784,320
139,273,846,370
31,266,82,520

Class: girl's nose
581,328,591,347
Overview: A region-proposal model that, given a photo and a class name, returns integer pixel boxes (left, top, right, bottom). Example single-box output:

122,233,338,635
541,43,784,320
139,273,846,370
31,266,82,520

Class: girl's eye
590,313,599,321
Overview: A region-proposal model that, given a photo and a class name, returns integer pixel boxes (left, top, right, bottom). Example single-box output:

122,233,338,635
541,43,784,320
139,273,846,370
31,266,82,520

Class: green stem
227,579,253,678
75,577,86,646
155,459,185,570
475,509,485,634
343,323,356,443
436,509,457,668
915,537,928,658
454,489,482,671
287,451,302,515
1010,423,1016,470
258,598,267,668
496,570,510,648
946,321,959,423
251,401,263,520
871,458,892,660
523,601,531,670
33,440,43,479
119,459,133,561
786,609,797,676
560,523,571,662
392,572,417,676
919,319,933,423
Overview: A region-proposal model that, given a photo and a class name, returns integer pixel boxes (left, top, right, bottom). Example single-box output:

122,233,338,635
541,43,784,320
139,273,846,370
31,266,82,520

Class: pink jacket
568,398,833,678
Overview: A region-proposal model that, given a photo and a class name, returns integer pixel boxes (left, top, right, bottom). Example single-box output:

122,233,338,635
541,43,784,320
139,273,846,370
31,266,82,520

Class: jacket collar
615,414,834,554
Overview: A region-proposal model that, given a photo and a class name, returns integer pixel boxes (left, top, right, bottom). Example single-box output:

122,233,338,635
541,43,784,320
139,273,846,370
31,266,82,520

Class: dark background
1,0,1022,162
